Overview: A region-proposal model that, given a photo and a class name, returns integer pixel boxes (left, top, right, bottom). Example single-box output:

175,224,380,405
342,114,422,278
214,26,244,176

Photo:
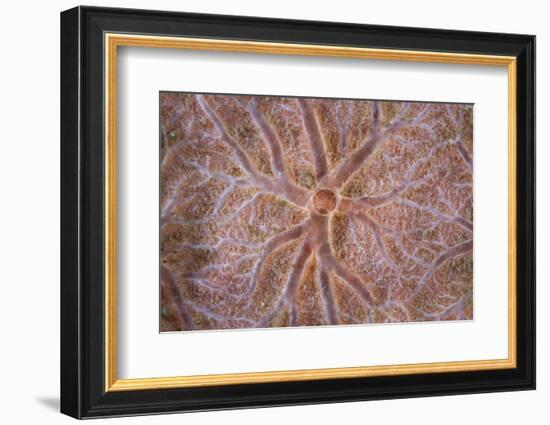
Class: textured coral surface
160,92,473,332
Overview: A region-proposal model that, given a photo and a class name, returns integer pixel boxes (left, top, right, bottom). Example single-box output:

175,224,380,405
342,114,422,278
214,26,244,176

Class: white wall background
0,0,545,423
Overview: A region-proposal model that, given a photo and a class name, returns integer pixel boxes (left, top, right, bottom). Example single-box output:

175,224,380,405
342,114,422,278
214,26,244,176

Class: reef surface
160,93,473,331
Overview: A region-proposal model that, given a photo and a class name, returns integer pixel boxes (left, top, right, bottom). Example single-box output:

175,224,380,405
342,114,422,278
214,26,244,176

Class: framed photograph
60,6,535,419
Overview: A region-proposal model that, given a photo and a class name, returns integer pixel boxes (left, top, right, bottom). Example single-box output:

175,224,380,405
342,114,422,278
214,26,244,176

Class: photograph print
159,92,474,332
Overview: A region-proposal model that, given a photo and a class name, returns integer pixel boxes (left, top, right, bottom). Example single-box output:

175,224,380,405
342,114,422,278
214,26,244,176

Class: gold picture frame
104,34,517,392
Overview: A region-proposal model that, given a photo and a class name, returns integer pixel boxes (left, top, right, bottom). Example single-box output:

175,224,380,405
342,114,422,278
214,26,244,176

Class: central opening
312,188,337,215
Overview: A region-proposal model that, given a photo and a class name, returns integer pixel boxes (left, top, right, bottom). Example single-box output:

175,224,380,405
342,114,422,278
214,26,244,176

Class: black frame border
61,6,535,419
